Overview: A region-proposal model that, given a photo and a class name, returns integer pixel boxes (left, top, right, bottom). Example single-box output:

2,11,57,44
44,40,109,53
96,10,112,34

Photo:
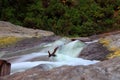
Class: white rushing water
11,38,99,74
55,40,86,57
13,52,48,63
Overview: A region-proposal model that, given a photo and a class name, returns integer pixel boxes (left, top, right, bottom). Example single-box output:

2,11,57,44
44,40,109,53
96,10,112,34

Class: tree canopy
0,0,120,36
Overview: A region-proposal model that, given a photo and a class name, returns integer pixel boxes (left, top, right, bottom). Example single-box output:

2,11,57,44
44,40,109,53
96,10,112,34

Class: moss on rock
0,36,22,48
99,38,111,47
99,37,120,59
107,49,120,59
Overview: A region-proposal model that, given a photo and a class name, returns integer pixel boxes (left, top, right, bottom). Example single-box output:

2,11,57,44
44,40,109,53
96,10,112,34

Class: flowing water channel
9,38,99,74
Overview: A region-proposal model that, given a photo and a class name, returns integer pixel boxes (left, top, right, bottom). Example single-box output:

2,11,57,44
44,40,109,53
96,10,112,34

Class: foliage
0,0,120,36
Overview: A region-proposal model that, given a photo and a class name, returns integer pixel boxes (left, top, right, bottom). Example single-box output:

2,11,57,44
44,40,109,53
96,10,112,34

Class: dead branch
48,47,59,57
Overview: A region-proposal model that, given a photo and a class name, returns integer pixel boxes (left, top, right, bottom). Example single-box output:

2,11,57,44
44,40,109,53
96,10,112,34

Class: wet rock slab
0,35,61,53
1,57,120,80
79,42,111,60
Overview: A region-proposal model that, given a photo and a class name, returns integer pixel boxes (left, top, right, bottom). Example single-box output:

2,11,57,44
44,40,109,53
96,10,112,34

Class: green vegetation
0,0,120,36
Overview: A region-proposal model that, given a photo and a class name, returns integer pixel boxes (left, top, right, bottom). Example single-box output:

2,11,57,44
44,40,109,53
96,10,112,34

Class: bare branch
48,47,59,57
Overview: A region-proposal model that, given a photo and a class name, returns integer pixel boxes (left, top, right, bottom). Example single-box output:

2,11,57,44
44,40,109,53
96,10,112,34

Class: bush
0,0,120,37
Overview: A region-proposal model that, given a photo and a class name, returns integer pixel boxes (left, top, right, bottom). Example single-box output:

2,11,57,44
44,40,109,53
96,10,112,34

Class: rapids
10,38,99,74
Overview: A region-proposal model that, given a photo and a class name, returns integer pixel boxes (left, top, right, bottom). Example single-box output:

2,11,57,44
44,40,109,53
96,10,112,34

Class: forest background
0,0,120,37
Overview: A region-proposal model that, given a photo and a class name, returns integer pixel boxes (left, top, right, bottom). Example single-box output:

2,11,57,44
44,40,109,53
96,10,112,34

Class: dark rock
71,37,92,42
0,60,11,77
79,42,111,60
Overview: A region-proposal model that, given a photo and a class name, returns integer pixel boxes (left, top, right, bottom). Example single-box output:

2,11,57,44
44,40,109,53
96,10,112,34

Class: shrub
0,0,120,36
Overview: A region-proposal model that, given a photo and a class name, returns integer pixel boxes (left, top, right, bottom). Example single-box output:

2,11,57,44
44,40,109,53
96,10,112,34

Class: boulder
79,42,111,60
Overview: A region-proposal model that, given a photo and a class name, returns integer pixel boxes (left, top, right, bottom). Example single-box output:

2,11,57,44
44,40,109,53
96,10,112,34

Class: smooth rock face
1,57,120,80
102,34,120,49
79,42,111,60
0,21,57,54
0,21,54,38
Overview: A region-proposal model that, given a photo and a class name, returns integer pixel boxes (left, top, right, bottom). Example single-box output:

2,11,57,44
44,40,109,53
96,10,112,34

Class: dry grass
107,49,120,59
99,38,111,47
0,36,21,48
99,38,120,59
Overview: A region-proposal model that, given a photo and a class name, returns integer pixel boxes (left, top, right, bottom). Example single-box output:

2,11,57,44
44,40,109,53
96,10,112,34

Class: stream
6,38,99,74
